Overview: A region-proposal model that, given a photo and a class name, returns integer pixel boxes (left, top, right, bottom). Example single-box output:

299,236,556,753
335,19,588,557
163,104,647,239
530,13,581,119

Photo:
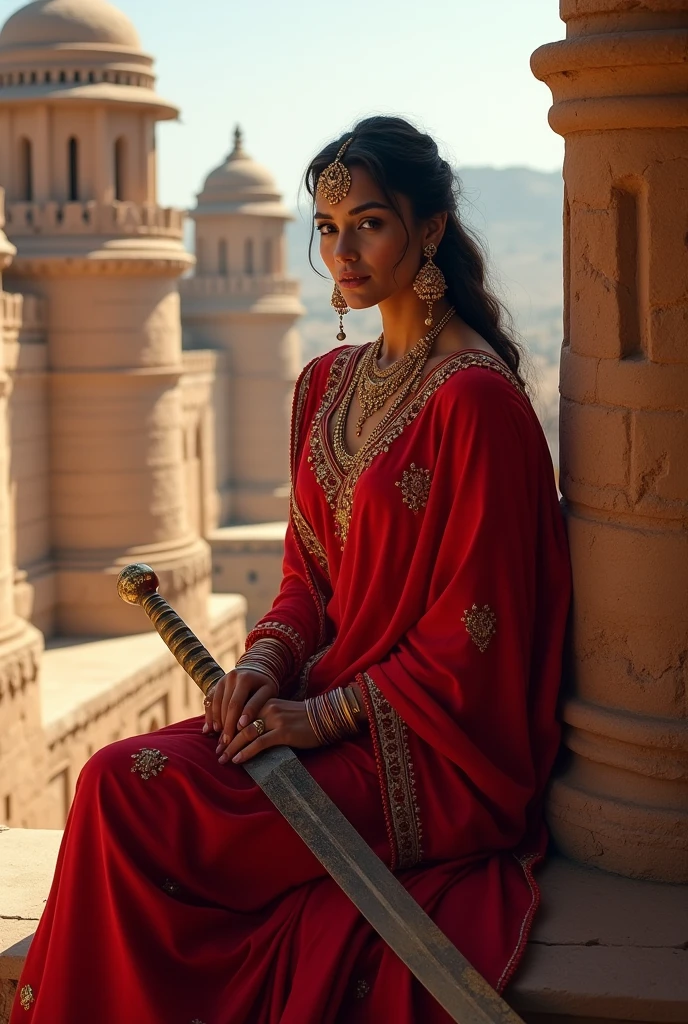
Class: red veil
246,345,572,997
11,346,570,1024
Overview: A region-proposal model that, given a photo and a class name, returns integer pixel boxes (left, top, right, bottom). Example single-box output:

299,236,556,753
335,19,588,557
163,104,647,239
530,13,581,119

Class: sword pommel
116,563,159,605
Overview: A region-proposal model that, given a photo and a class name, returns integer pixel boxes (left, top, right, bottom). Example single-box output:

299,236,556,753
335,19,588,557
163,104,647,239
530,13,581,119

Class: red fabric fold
12,347,571,1023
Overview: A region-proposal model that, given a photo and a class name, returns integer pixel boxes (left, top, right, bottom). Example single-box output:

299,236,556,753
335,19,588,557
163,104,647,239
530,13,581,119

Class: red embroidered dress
12,347,571,1024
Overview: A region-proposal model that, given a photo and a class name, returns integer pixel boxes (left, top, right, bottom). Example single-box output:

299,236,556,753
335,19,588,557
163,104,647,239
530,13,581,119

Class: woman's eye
316,223,336,235
360,218,382,230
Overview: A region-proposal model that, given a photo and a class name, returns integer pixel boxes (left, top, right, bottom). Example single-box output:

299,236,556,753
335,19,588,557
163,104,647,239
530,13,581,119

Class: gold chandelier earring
331,283,349,341
413,243,447,327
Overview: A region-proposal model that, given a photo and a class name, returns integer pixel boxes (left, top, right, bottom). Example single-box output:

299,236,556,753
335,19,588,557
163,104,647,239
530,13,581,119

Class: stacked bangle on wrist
305,685,362,746
235,637,293,695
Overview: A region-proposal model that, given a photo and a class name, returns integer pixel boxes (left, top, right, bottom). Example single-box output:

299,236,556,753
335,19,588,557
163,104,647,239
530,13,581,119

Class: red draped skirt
12,718,539,1024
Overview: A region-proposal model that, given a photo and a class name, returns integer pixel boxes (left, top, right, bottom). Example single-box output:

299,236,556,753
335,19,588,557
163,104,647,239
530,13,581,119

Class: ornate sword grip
116,563,224,697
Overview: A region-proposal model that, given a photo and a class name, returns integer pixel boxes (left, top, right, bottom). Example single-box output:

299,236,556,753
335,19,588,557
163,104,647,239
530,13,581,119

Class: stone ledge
1,834,686,1023
40,591,246,740
209,521,287,553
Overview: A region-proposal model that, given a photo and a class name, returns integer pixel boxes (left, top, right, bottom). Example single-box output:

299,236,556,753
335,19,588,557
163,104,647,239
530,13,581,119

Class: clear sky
1,0,566,210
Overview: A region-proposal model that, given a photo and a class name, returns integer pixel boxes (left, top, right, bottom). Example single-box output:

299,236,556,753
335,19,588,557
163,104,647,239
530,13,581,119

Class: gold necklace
355,307,456,436
332,307,456,473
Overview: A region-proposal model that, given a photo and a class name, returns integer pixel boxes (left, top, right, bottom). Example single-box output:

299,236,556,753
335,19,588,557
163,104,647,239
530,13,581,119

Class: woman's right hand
203,668,278,746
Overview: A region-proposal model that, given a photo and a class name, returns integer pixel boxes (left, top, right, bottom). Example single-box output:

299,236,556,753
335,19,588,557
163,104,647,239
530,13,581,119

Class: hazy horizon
0,0,566,209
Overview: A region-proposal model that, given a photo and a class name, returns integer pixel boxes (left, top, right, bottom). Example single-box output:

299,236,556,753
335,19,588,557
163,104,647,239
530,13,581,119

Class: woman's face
314,165,428,309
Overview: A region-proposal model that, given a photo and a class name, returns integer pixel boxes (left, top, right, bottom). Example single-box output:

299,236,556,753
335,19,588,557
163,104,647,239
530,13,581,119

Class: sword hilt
116,563,225,697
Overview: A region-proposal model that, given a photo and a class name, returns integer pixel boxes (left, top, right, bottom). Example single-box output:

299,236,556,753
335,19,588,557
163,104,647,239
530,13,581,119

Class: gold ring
252,719,266,736
203,696,213,708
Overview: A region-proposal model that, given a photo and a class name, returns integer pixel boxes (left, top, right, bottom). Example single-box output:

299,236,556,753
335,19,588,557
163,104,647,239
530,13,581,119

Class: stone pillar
0,192,46,826
532,1,688,881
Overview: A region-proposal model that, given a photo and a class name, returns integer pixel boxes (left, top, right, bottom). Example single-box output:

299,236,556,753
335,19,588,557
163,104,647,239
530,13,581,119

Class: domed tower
181,127,303,526
0,0,210,636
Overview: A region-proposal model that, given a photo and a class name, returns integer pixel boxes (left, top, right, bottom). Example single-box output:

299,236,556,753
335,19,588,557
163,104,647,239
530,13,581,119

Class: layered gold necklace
355,306,456,436
332,306,455,474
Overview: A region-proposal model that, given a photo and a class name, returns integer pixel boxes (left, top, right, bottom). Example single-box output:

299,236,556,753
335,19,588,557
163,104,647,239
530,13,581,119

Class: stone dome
198,127,282,207
0,0,141,51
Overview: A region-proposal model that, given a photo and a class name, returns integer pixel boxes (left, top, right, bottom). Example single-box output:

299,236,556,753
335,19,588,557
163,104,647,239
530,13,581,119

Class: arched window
68,136,79,201
263,238,273,273
44,71,51,83
59,70,66,83
218,239,228,275
30,71,37,83
18,137,33,201
114,137,126,201
88,71,95,83
18,72,24,84
244,238,254,275
196,237,205,274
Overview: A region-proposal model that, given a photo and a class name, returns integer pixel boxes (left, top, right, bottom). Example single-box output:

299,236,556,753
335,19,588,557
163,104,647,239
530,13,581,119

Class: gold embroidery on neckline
308,348,357,509
309,350,524,548
395,463,432,513
130,748,168,780
461,603,497,652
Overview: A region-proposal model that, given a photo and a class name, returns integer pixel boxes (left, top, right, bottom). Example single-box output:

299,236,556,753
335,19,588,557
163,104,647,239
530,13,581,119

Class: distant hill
285,165,564,461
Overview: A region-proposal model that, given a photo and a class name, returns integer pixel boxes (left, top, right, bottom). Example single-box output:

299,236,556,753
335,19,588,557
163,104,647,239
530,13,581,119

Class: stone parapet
1,292,44,335
5,200,184,238
180,273,300,299
532,0,688,881
210,522,286,628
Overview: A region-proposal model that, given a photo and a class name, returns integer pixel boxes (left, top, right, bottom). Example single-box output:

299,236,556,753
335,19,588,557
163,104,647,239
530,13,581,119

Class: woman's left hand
215,699,322,765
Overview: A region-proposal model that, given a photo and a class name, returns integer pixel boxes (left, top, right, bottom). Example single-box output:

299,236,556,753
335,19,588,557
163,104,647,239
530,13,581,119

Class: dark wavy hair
305,115,526,388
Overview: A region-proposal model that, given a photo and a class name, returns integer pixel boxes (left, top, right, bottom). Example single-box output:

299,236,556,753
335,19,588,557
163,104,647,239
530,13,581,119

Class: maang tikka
413,243,447,327
317,137,354,206
331,283,349,341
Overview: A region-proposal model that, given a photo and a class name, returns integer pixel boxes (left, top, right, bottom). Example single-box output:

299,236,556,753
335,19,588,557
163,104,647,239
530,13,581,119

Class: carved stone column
532,0,688,881
0,192,46,826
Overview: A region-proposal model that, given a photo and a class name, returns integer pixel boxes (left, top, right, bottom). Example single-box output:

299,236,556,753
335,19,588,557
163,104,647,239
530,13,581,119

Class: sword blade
245,746,524,1024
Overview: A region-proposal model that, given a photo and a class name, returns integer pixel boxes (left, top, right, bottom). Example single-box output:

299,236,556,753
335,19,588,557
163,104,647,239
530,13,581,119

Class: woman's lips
339,276,371,289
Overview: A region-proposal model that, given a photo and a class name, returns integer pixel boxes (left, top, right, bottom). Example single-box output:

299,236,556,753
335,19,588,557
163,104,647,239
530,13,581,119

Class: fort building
0,1,686,1022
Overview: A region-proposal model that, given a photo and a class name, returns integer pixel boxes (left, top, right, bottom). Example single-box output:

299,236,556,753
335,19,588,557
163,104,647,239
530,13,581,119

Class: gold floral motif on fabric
355,979,371,999
395,463,432,513
19,984,35,1010
130,748,168,780
363,674,423,870
309,349,524,547
461,603,497,653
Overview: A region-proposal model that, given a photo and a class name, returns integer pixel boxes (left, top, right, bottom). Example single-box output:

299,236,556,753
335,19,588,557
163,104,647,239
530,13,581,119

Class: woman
12,116,571,1024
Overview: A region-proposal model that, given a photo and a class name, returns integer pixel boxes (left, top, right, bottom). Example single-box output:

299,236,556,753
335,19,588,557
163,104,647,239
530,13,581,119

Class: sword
117,563,524,1024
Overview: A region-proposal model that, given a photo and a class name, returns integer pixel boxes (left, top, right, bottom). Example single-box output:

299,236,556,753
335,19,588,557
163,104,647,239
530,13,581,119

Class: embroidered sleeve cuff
245,621,306,672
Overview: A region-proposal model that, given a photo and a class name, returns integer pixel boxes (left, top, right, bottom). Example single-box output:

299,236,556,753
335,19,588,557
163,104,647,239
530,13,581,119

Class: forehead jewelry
317,137,354,205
